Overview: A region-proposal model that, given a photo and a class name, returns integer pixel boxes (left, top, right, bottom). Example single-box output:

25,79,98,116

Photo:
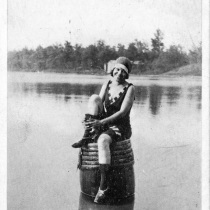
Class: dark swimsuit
101,80,134,142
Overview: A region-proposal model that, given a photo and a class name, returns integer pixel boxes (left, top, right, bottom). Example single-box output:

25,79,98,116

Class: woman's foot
72,114,99,148
71,140,86,148
94,187,109,203
71,137,91,148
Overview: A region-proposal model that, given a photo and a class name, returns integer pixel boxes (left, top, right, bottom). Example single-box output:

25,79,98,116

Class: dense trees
8,29,202,74
151,45,189,72
151,29,164,56
188,43,202,64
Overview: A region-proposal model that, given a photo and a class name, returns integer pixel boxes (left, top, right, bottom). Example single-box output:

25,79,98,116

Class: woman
72,57,135,203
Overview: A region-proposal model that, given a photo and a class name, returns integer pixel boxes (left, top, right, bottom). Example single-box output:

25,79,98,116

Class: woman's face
112,67,128,83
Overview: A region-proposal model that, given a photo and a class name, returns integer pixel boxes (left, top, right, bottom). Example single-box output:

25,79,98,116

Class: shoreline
8,71,202,88
7,70,202,78
7,63,202,77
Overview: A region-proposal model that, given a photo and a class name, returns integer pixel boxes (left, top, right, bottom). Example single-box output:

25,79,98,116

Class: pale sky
8,0,201,52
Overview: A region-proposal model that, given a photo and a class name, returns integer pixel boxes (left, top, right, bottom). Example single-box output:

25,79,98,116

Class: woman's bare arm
99,80,109,103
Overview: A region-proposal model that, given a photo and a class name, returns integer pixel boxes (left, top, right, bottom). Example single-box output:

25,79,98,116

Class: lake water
8,72,201,210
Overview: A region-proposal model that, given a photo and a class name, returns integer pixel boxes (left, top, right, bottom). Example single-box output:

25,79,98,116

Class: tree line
8,29,202,74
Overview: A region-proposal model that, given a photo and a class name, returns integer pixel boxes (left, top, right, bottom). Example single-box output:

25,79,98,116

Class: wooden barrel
79,139,135,200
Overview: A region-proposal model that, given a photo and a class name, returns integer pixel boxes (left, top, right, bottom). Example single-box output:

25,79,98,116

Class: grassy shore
162,63,202,76
8,63,202,77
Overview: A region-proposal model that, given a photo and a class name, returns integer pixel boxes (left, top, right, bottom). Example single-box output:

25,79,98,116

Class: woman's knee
87,94,103,115
89,94,102,104
98,134,112,149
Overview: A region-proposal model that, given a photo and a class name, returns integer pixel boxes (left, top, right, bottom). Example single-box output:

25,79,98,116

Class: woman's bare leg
97,134,112,189
72,94,103,148
97,134,112,164
88,98,112,191
94,134,112,203
87,94,103,116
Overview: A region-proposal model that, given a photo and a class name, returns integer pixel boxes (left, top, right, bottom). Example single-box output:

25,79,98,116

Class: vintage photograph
6,0,207,209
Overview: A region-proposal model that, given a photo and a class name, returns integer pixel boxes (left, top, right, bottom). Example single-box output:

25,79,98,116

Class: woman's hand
84,119,103,133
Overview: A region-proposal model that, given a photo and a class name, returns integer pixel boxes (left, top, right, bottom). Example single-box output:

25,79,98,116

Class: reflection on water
9,81,202,116
187,86,202,101
165,86,182,105
149,85,163,115
78,193,134,210
10,82,100,98
134,86,148,105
